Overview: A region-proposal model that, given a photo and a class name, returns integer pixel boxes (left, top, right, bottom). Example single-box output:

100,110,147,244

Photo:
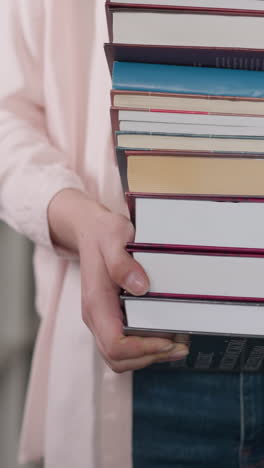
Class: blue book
112,62,264,98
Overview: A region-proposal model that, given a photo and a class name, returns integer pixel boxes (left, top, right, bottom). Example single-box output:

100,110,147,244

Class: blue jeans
133,364,264,468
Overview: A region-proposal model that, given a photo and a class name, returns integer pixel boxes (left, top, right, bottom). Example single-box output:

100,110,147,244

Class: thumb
104,247,150,296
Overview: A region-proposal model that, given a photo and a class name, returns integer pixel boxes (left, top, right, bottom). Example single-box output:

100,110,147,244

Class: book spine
105,2,113,42
110,107,120,133
116,148,129,192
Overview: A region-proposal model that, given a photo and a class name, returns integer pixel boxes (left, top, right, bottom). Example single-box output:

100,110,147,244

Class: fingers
80,212,189,374
81,254,173,359
104,345,188,374
81,251,189,372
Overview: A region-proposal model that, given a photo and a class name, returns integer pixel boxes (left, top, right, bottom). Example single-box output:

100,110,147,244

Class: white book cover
124,298,264,336
133,251,264,298
134,198,264,249
113,12,264,49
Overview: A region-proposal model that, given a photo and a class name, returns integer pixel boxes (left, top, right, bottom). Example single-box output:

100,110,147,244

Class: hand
48,189,189,373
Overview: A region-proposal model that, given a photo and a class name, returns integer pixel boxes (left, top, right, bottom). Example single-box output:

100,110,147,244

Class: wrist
48,188,107,253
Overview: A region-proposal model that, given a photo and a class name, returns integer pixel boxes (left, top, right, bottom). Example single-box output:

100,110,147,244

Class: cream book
116,132,264,153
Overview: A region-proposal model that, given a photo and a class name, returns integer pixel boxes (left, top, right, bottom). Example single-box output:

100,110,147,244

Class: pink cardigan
0,1,132,467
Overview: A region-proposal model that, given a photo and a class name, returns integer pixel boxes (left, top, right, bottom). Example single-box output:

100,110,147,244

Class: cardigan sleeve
0,0,85,249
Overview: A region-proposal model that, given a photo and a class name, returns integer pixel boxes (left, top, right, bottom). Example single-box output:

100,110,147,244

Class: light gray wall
0,222,41,468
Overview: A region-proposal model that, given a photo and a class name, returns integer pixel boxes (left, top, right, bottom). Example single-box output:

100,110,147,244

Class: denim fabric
133,365,264,468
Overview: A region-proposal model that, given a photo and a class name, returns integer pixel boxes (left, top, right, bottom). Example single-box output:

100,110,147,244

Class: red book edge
105,1,264,16
123,149,264,159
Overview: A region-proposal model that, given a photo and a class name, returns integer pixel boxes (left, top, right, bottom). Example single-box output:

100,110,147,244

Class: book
108,0,264,11
112,62,264,97
116,131,264,153
122,295,264,339
127,193,264,251
112,109,264,128
107,6,264,49
105,42,264,71
117,151,264,195
112,109,264,136
129,248,264,301
113,65,264,151
120,121,252,135
121,295,264,371
118,121,264,137
111,90,264,116
106,5,264,367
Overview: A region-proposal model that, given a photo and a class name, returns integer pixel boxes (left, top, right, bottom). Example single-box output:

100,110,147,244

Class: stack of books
105,1,264,371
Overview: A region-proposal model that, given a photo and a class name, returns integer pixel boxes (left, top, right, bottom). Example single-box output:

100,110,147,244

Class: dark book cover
106,1,264,15
105,42,264,73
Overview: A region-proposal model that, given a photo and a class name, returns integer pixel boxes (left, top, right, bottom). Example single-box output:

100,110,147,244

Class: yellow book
122,151,264,196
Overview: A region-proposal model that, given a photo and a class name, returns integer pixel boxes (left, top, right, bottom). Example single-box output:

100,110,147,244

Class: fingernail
168,346,189,359
124,271,149,295
159,343,175,353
